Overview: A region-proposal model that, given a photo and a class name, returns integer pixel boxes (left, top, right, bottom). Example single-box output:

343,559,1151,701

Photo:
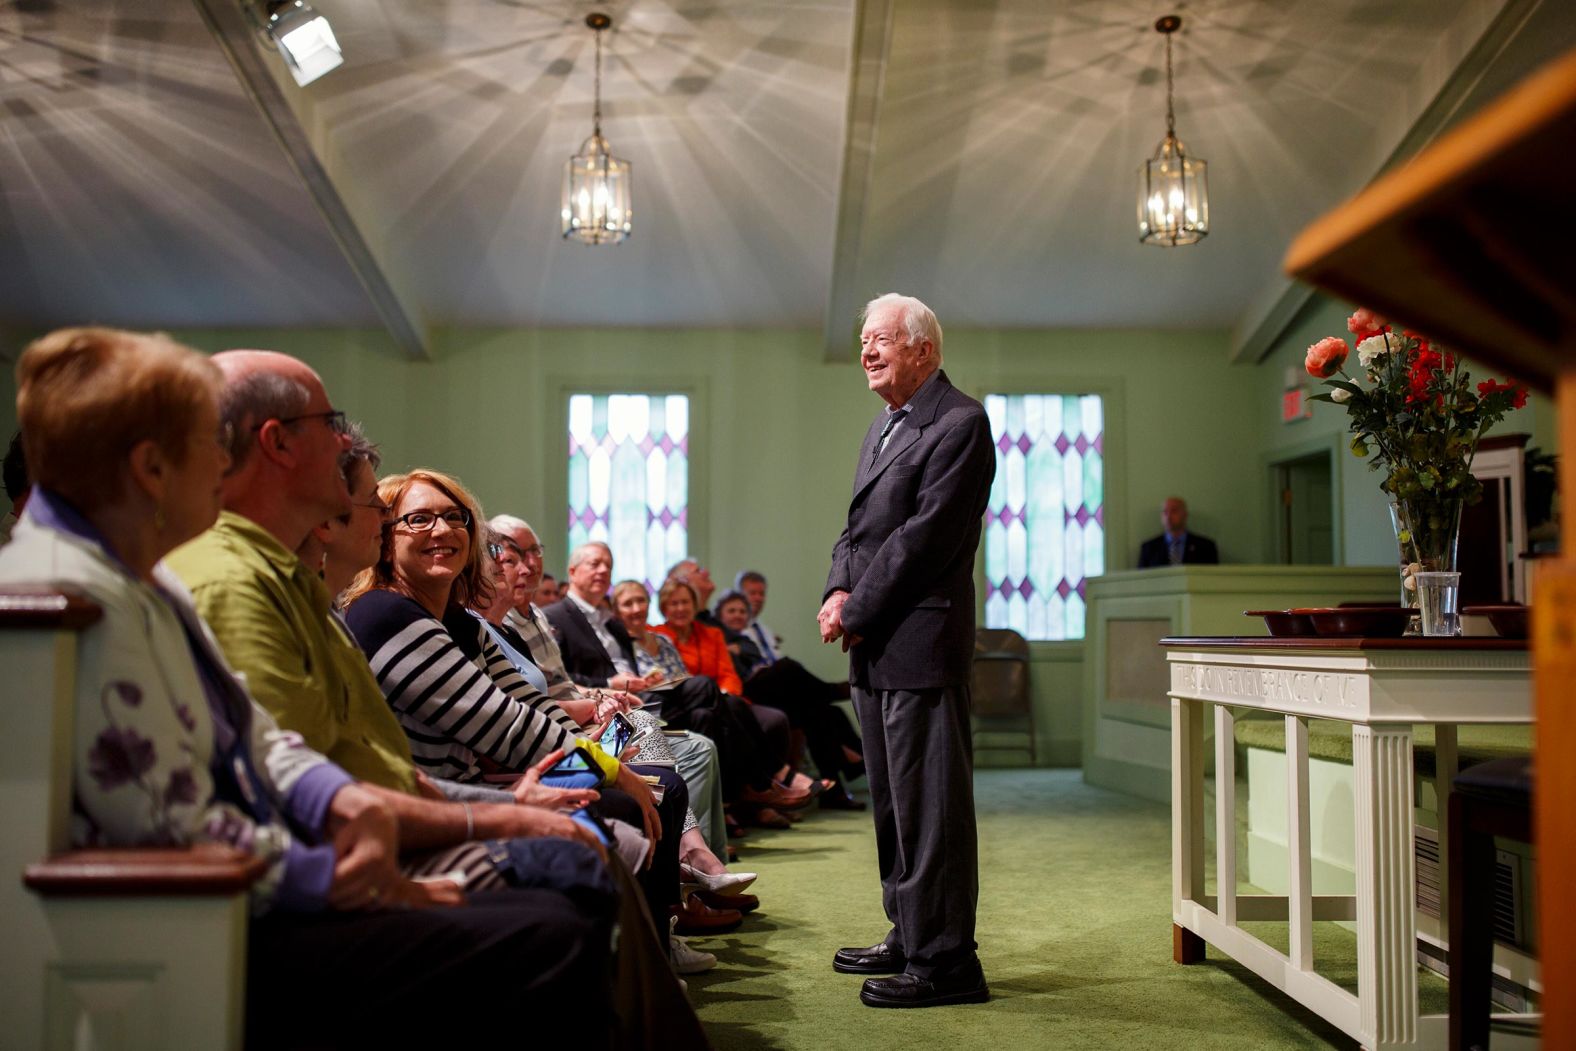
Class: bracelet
462,802,474,841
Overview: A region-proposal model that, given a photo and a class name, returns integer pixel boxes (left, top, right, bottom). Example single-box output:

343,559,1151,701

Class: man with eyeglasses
164,351,618,842
165,352,707,1045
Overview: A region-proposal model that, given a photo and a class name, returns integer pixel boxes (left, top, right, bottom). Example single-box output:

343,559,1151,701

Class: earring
154,505,166,532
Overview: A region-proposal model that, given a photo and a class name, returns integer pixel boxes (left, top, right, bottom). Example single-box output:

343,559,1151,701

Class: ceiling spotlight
1137,15,1209,246
562,12,633,245
261,0,343,87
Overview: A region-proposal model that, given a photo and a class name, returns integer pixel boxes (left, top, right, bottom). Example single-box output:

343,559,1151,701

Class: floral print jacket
0,495,348,912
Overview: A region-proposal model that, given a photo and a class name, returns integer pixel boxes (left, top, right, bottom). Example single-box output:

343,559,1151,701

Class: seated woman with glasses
342,469,694,929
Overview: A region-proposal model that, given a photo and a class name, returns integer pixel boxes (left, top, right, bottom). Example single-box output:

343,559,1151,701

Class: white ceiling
2,0,1573,350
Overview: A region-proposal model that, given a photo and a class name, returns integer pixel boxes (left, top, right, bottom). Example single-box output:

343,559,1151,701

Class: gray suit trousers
853,683,979,977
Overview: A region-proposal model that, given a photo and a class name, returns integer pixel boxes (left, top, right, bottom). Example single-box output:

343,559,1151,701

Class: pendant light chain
593,25,603,139
1164,30,1175,139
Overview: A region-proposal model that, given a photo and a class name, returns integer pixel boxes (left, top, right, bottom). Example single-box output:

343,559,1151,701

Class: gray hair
341,420,381,474
667,558,698,580
221,371,310,471
735,569,766,590
567,540,612,571
489,513,536,538
863,293,943,363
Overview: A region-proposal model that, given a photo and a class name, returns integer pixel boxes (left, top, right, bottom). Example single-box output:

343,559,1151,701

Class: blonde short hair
345,467,491,610
656,578,699,613
610,579,650,609
15,327,221,513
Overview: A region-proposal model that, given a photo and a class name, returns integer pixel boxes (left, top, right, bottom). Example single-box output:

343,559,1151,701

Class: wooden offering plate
1292,606,1413,638
1244,610,1318,637
1463,604,1529,639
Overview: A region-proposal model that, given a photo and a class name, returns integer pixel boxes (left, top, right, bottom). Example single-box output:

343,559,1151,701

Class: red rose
1305,337,1349,379
1347,308,1386,336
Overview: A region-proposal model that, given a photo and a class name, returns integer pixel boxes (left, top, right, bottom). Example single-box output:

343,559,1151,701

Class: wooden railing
2,587,261,1051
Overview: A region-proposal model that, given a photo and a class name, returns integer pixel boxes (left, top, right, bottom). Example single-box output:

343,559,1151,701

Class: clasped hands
817,590,863,651
327,783,462,911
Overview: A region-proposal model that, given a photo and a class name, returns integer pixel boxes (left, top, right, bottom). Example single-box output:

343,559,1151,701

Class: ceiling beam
190,0,430,360
1231,0,1549,365
822,0,896,363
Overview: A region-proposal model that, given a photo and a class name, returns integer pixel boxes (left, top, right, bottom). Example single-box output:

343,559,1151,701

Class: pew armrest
24,844,267,897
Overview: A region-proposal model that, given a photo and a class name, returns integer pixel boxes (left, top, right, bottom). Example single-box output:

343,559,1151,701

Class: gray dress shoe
833,941,907,974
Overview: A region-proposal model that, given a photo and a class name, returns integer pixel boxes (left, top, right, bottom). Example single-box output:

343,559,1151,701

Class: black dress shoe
833,941,907,974
819,786,867,811
860,961,989,1008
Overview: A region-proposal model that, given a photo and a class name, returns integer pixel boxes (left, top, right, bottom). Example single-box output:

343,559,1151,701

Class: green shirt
167,511,419,795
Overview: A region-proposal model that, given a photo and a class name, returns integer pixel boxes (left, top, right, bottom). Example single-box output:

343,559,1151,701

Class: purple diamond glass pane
997,433,1012,454
1075,506,1090,526
1016,434,1032,455
1056,579,1072,598
1017,578,1034,599
1054,434,1070,455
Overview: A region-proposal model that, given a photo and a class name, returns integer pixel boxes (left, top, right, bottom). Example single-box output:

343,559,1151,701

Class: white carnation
1331,388,1352,403
1356,335,1389,368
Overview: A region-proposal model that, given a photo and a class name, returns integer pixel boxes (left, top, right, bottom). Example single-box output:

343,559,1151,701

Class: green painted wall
1251,295,1558,566
2,323,1255,766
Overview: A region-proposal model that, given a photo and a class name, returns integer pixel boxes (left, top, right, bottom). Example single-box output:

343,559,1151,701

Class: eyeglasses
393,508,471,532
253,409,349,435
353,497,392,515
517,544,545,559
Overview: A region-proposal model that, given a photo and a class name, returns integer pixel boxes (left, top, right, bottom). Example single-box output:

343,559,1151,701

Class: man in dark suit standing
1137,496,1220,568
818,293,996,1009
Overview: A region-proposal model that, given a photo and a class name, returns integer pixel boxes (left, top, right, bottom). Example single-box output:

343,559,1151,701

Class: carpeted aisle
688,768,1445,1050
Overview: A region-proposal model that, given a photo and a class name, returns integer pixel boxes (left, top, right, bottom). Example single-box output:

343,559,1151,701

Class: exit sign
1282,387,1313,423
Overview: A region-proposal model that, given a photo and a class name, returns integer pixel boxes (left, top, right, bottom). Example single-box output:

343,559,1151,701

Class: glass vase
1389,498,1463,611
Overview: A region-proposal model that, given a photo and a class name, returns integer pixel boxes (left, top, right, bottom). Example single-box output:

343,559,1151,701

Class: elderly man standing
818,293,996,1008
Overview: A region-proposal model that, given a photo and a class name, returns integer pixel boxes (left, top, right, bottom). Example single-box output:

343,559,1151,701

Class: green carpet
688,769,1446,1050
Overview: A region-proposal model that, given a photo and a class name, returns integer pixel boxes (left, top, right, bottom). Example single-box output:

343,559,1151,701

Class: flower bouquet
1305,308,1526,603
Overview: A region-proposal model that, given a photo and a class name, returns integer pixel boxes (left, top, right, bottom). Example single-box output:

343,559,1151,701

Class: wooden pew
1,590,263,1051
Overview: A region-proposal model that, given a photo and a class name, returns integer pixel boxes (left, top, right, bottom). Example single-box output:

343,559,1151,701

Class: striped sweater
344,589,581,783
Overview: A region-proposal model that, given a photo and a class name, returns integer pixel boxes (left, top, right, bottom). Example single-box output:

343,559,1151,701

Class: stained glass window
567,393,688,595
983,394,1105,641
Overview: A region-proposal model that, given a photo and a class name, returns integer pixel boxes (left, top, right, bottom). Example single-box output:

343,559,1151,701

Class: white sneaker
669,916,718,974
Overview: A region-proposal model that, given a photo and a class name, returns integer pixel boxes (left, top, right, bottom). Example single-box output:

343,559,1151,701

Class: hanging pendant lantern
1137,15,1209,246
562,12,632,244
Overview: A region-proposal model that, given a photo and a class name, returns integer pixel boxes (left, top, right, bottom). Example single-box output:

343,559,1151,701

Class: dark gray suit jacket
540,598,635,688
824,370,996,690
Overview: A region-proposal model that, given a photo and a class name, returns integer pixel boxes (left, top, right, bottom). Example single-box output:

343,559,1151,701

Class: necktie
753,623,776,665
873,409,908,463
1169,536,1184,565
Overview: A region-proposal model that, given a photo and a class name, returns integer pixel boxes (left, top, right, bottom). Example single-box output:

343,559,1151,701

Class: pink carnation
1347,308,1386,335
1305,336,1349,379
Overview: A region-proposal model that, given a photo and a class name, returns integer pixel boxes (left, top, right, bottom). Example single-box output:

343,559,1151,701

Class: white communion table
1162,636,1532,1049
